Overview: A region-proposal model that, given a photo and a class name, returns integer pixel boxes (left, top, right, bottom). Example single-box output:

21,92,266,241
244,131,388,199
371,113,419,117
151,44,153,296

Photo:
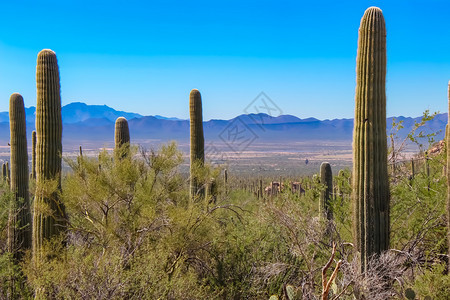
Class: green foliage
390,150,447,259
407,110,441,153
0,251,32,299
331,169,353,242
0,179,32,299
0,134,447,299
411,264,450,299
389,111,441,169
11,142,349,298
25,142,233,298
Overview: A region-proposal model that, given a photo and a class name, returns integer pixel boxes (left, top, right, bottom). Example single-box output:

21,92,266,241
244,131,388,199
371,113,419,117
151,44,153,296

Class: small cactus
320,162,333,220
33,49,66,258
114,117,130,158
352,7,389,272
6,162,10,184
405,288,416,300
284,285,295,300
189,89,205,199
8,93,31,257
2,163,6,182
224,169,228,195
205,177,218,204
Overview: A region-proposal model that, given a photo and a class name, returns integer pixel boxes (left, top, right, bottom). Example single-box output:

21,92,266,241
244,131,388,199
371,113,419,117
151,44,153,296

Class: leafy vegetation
0,131,447,299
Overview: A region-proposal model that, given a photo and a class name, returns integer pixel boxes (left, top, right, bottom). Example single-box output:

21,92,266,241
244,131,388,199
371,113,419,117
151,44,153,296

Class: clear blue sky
0,0,449,120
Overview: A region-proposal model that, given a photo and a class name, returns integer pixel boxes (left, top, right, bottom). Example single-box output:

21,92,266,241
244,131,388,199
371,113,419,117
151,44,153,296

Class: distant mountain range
0,102,445,149
0,102,183,124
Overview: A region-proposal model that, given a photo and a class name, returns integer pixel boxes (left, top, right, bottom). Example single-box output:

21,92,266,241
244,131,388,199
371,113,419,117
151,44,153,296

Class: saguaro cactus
33,49,65,257
6,162,10,184
114,117,130,157
8,93,31,257
320,162,333,220
2,163,6,182
447,80,450,274
31,130,36,179
189,89,205,199
352,7,389,272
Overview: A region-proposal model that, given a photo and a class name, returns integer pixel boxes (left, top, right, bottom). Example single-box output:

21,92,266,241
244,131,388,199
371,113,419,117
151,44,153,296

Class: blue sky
0,0,449,120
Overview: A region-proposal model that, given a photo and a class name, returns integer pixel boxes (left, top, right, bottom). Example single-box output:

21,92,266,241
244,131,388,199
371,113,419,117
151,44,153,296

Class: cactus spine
32,130,36,179
33,49,65,258
114,117,130,157
8,93,31,257
189,89,205,199
352,7,389,272
320,162,333,220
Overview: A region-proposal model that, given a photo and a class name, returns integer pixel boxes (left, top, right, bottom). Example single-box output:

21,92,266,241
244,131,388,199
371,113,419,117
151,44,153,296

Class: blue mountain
0,102,445,150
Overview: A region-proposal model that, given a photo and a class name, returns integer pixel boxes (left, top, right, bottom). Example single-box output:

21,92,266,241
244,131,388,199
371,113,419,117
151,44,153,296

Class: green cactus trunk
114,117,130,158
2,163,6,182
447,81,450,274
7,93,31,258
189,89,205,199
6,162,10,185
352,7,390,272
32,130,36,179
320,162,333,220
33,49,66,259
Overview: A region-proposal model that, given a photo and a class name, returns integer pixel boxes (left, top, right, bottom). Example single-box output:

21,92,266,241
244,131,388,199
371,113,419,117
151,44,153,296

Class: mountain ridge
0,102,445,149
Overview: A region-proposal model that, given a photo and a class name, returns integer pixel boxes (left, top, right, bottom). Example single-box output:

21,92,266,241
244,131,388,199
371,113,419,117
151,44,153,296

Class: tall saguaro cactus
31,130,36,179
320,162,333,220
352,7,389,272
8,93,31,257
447,80,450,274
189,89,205,199
33,49,65,257
114,117,130,158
